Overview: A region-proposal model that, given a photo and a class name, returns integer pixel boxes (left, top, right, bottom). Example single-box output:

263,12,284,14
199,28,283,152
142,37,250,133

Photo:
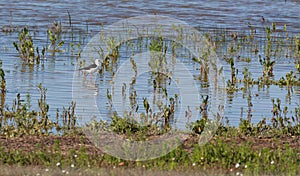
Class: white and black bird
79,59,102,80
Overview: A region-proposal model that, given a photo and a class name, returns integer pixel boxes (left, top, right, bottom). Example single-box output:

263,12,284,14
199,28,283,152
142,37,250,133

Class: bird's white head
95,59,102,66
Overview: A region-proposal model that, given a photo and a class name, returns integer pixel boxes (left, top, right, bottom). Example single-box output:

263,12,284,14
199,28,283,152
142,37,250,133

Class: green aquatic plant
70,42,82,58
245,90,253,121
106,89,112,109
37,83,49,119
228,44,238,54
56,101,77,132
0,60,6,129
0,84,78,137
192,55,208,83
190,117,208,134
149,36,164,52
229,57,237,85
225,57,238,93
240,56,252,63
294,106,300,125
47,21,64,56
265,25,274,58
278,71,298,87
295,63,300,73
48,21,62,36
143,97,150,122
0,60,6,100
1,93,52,137
106,36,119,61
271,98,282,119
13,27,45,64
270,98,290,131
294,35,300,56
238,118,253,136
198,95,208,114
148,38,173,95
259,55,275,77
129,89,137,109
242,67,254,85
130,57,138,76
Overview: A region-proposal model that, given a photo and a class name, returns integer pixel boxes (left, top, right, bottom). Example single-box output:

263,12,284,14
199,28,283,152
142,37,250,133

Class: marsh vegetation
1,1,300,174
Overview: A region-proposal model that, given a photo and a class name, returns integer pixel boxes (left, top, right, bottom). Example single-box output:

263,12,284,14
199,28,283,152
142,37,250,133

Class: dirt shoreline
1,134,299,155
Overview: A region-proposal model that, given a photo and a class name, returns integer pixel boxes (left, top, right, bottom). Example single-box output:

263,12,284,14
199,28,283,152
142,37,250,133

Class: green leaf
13,42,19,51
58,41,64,47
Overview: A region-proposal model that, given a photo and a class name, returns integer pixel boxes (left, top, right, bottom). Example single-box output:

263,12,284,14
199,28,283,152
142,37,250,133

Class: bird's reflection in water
81,77,99,96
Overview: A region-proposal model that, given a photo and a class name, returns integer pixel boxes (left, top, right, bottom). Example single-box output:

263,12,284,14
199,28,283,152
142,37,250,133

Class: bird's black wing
79,63,97,70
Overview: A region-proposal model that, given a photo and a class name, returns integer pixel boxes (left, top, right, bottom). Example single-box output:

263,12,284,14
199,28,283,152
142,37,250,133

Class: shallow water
0,0,299,128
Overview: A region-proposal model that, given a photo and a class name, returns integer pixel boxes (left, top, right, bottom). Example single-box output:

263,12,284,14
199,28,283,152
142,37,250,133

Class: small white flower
56,162,61,167
66,171,69,175
113,166,116,169
235,163,240,168
271,160,275,165
244,165,247,169
36,173,40,176
236,172,240,176
71,164,75,168
74,154,78,158
172,157,175,161
45,168,49,172
200,157,204,160
62,170,66,173
192,163,196,166
142,165,145,168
